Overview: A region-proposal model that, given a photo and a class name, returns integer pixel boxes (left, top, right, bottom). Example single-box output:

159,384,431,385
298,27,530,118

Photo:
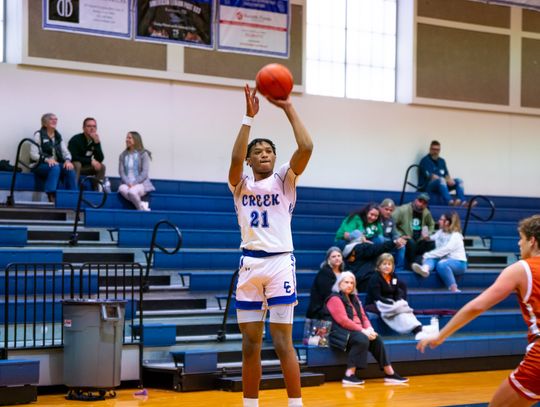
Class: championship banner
217,0,290,58
136,0,213,48
43,0,131,38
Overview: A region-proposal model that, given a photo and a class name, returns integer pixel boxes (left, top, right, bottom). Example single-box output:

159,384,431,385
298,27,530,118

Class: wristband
242,115,253,126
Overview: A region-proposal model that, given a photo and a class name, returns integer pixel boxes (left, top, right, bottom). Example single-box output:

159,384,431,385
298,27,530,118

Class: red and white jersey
518,258,540,344
229,163,297,253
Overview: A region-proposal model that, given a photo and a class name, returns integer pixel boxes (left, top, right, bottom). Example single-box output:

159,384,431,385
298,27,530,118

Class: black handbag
328,325,351,351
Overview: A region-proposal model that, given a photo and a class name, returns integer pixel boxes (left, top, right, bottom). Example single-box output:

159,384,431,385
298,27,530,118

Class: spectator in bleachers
30,113,77,203
365,253,427,339
334,203,384,250
341,203,401,291
411,212,467,292
306,247,344,320
68,117,106,188
117,131,155,211
326,271,408,386
392,193,436,271
379,198,407,270
418,140,466,206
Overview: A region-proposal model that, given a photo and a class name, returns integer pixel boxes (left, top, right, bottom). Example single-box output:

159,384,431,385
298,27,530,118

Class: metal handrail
143,220,182,292
399,164,428,205
462,195,496,236
69,176,108,246
217,268,239,342
6,138,42,207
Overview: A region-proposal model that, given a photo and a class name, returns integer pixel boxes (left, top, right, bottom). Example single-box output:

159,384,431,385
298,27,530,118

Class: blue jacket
418,154,449,190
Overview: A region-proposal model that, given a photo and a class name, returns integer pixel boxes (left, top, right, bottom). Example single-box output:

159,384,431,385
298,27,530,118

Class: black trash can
63,299,126,400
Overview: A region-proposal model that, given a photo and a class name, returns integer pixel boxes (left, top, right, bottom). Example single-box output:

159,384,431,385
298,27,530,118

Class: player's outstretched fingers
244,84,259,117
417,336,442,353
416,339,429,353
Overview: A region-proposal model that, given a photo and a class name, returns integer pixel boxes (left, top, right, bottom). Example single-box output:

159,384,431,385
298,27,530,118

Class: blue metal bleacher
0,359,39,405
58,189,537,224
298,333,527,368
0,226,27,246
218,291,519,318
185,269,501,292
0,250,63,269
0,273,99,296
3,174,538,387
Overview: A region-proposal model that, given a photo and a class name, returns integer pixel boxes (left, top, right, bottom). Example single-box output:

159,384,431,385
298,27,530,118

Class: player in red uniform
418,214,540,407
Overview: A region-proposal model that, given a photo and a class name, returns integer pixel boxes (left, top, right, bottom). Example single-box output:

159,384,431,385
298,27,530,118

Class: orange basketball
255,63,294,100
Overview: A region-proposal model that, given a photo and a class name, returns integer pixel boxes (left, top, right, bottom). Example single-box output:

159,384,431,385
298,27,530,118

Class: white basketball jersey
229,163,298,253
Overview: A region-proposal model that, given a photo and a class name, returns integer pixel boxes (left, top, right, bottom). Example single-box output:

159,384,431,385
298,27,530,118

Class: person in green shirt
335,203,384,251
392,193,436,271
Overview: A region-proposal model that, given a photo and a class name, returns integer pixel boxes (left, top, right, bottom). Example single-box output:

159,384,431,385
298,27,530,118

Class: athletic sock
288,397,303,407
243,398,259,407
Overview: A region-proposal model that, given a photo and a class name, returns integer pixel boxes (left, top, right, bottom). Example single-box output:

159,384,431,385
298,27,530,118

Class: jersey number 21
250,210,269,228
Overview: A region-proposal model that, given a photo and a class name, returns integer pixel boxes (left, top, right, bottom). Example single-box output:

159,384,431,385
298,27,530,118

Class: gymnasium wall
1,1,540,198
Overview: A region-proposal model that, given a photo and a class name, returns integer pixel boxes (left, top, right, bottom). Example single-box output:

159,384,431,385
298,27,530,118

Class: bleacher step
0,219,74,227
63,251,135,263
100,275,171,287
467,253,511,265
28,230,100,241
142,298,207,311
175,333,243,342
139,307,220,318
0,208,68,221
217,372,325,392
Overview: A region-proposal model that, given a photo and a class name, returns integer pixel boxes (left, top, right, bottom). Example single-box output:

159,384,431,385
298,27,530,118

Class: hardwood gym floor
34,369,518,407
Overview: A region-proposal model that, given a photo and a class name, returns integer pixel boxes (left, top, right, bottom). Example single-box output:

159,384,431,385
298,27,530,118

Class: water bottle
430,316,439,333
103,177,111,193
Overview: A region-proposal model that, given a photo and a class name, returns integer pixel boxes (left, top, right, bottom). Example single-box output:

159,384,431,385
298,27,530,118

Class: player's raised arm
229,84,259,187
267,96,313,176
417,261,526,352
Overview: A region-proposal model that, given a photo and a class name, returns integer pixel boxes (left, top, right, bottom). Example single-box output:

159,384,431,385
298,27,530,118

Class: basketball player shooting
417,215,540,407
228,84,313,407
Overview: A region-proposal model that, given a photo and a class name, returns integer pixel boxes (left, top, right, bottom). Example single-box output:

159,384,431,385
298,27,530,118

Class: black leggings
347,331,390,370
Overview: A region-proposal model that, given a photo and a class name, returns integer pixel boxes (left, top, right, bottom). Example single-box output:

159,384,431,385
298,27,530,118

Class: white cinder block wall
1,63,539,197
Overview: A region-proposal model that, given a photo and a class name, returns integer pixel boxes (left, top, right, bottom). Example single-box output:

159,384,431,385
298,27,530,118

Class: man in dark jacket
418,140,466,206
68,117,106,188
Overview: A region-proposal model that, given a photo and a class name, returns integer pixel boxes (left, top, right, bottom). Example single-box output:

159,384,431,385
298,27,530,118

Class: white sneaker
411,263,430,277
140,201,150,211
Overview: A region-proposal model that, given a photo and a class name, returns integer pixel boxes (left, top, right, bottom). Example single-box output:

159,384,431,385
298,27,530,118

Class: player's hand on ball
265,95,292,111
244,84,259,117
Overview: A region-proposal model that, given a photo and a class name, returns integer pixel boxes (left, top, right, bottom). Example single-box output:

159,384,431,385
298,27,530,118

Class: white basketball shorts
235,252,297,312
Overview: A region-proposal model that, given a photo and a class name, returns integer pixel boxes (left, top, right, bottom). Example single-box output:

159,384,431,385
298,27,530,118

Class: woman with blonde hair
118,131,155,211
412,212,467,292
325,271,408,386
366,253,427,339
